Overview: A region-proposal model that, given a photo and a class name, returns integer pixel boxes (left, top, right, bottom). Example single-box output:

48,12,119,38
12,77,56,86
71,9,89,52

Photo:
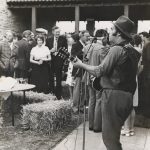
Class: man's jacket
0,40,18,76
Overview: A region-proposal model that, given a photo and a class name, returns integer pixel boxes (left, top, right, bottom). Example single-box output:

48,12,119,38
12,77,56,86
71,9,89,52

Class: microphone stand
82,70,87,150
82,39,95,150
72,38,95,150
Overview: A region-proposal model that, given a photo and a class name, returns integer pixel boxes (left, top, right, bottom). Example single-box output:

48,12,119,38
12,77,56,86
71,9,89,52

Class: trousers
72,77,81,108
101,89,133,150
50,55,64,99
88,85,102,131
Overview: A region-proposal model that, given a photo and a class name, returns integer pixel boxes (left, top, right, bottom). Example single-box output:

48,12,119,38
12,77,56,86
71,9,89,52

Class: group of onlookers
0,27,67,99
0,30,35,78
0,26,150,111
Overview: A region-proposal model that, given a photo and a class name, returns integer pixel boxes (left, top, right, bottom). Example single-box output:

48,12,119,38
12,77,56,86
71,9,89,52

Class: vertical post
124,5,129,17
11,92,14,126
23,91,26,105
75,5,80,33
133,20,138,33
86,19,95,36
31,7,37,33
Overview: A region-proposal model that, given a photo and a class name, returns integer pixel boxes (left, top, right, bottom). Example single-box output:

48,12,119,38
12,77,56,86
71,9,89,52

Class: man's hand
71,57,83,68
38,59,43,65
51,48,56,53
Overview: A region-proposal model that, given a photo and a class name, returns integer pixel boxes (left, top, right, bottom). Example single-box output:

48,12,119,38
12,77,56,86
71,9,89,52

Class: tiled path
53,121,150,150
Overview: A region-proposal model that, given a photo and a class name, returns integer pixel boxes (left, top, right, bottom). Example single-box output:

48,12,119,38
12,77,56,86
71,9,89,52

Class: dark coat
71,41,84,77
142,41,150,75
16,38,31,71
46,35,67,51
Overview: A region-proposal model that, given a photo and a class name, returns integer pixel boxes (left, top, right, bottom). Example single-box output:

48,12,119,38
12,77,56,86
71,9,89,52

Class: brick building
0,0,30,36
0,0,150,36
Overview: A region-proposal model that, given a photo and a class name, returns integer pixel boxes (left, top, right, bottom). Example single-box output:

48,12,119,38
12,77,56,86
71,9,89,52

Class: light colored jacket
0,40,18,76
82,42,108,85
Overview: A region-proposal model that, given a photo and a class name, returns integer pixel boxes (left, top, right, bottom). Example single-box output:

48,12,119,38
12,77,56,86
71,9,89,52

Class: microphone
91,37,97,42
84,37,97,62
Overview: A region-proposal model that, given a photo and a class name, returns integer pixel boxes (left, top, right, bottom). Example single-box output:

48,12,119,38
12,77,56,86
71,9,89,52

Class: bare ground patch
0,114,84,150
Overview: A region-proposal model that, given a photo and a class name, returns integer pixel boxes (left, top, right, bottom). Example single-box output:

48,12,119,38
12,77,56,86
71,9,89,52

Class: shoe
130,129,135,136
89,127,93,131
124,131,131,137
130,131,135,136
121,129,126,135
93,129,102,133
79,109,84,113
121,129,134,136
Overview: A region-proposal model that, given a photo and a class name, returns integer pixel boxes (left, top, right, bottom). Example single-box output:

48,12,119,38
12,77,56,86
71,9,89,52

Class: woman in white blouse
30,35,51,94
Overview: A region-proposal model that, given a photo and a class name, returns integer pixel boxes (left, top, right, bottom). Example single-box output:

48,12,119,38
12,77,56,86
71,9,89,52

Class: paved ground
53,121,150,150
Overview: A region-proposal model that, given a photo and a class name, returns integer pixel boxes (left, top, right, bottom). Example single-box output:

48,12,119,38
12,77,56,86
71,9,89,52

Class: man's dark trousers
101,89,133,150
50,55,64,100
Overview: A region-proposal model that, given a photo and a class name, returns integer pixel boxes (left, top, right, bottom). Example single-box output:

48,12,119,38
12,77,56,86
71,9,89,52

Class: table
0,83,35,126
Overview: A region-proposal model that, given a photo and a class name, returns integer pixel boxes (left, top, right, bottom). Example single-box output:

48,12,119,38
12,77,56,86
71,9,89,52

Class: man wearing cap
72,16,140,150
36,28,48,45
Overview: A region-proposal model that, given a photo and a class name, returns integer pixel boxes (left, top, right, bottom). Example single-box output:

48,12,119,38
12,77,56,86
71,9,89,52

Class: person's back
86,43,103,66
90,43,109,66
142,41,150,74
140,32,150,114
16,39,29,58
15,30,31,78
16,39,30,71
83,33,109,132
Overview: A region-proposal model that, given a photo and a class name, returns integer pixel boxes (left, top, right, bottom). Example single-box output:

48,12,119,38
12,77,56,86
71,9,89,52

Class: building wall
0,0,56,38
0,0,32,37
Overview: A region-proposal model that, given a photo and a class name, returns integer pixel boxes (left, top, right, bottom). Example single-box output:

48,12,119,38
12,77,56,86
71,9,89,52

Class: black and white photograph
0,0,150,150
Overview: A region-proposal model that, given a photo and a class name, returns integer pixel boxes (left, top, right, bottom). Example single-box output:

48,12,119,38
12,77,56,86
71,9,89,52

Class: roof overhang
6,0,150,8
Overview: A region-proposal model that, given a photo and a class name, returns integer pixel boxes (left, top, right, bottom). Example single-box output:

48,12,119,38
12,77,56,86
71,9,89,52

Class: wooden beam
86,19,95,36
7,2,150,8
31,7,37,33
75,5,80,33
132,20,138,33
124,5,129,17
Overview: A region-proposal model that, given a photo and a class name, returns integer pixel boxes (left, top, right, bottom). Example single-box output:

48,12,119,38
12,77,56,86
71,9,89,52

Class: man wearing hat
72,16,140,150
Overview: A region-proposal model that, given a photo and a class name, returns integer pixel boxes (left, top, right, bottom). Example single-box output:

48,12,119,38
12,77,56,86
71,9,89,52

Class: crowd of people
0,27,68,98
0,15,150,150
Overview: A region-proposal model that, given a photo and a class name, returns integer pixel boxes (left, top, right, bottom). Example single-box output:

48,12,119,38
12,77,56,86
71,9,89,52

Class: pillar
86,19,95,36
133,20,138,33
75,6,80,33
124,5,129,17
31,7,37,33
